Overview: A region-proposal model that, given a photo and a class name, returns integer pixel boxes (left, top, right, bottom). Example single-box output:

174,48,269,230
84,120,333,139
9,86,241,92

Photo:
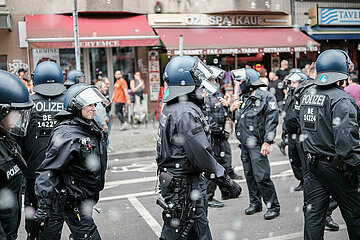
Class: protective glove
226,178,242,198
33,204,51,232
215,174,242,198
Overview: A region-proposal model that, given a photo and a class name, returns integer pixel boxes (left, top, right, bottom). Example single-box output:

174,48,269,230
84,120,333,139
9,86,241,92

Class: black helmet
63,83,109,113
0,70,33,136
314,49,352,86
33,61,66,96
163,56,217,103
64,70,85,87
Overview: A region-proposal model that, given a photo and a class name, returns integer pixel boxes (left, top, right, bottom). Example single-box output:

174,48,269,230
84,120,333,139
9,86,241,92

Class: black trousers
206,134,231,200
39,200,101,240
160,177,212,240
287,136,304,182
114,102,125,124
24,178,39,240
241,144,280,211
303,159,360,240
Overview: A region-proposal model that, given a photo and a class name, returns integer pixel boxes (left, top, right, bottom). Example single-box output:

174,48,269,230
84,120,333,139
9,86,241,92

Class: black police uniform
231,88,280,213
0,134,24,240
35,114,107,240
156,100,240,240
300,84,360,239
16,93,64,239
283,86,305,184
204,92,232,200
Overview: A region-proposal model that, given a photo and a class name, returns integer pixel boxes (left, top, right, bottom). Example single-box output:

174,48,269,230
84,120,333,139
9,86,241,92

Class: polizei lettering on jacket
301,94,325,106
34,101,64,112
7,165,20,180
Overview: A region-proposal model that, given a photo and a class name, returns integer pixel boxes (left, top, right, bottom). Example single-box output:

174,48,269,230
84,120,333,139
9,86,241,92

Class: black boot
228,171,244,180
325,216,339,231
208,198,224,208
245,204,262,215
264,209,280,220
294,181,303,191
277,141,286,156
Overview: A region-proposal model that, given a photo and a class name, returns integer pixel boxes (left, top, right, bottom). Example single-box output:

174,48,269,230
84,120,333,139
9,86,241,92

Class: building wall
294,1,360,27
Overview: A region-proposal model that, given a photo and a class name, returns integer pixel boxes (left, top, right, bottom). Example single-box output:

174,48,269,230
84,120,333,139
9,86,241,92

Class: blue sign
320,8,360,25
320,74,327,83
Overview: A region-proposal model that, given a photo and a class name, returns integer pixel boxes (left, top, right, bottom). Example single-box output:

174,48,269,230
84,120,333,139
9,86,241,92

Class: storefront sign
319,8,360,26
32,48,60,66
148,14,291,27
167,46,319,56
308,4,318,27
148,50,160,101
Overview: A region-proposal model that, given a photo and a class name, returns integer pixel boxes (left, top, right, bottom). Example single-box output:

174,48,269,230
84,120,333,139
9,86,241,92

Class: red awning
26,15,159,49
154,28,320,55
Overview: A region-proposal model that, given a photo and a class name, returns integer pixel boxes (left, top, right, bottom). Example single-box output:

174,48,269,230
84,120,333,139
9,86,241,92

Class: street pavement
17,118,349,239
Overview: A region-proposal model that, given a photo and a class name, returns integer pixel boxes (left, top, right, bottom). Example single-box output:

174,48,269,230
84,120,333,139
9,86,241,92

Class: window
89,48,107,83
112,47,135,83
59,48,84,77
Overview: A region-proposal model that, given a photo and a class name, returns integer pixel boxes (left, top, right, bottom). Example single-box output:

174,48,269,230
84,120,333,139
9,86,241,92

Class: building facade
0,0,324,117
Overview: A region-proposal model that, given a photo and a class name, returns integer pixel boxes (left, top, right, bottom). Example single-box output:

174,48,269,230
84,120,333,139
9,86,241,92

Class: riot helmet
33,61,66,96
231,68,266,94
0,70,34,136
64,70,85,87
64,83,109,114
314,49,352,86
286,68,308,84
163,56,217,103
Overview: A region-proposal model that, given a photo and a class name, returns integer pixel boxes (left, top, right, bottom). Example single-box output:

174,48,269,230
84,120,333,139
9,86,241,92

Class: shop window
89,48,107,84
59,48,84,76
0,55,7,70
112,47,135,84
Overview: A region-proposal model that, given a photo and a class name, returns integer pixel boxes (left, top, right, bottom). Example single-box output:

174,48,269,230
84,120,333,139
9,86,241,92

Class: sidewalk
107,118,283,160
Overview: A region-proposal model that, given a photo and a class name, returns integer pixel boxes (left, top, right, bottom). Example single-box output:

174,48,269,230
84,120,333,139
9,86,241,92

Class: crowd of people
0,48,359,240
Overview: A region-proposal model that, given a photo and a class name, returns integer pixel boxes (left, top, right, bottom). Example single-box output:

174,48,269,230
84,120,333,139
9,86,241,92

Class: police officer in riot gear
64,70,85,89
300,49,360,239
230,68,280,220
16,61,66,240
204,66,240,208
0,70,33,240
282,69,308,192
34,83,109,240
156,56,241,240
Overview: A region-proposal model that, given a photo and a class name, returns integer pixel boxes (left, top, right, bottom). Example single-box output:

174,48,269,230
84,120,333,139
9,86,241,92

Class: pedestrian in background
95,81,109,133
268,70,285,111
344,72,360,108
112,70,131,130
130,72,146,124
259,68,269,91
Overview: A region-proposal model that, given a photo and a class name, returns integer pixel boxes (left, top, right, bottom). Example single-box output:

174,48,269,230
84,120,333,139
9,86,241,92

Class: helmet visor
286,72,302,83
231,69,247,82
190,57,213,83
209,66,225,80
1,109,31,137
75,87,110,109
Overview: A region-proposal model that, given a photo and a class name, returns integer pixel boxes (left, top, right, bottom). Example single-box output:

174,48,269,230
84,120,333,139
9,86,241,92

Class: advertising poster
148,50,160,101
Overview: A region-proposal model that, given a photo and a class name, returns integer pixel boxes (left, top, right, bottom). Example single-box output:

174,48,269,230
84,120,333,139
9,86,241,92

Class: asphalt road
17,146,349,240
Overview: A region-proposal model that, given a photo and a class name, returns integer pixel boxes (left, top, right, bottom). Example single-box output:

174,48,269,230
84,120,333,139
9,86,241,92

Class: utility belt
52,187,98,221
157,171,197,239
307,153,359,185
